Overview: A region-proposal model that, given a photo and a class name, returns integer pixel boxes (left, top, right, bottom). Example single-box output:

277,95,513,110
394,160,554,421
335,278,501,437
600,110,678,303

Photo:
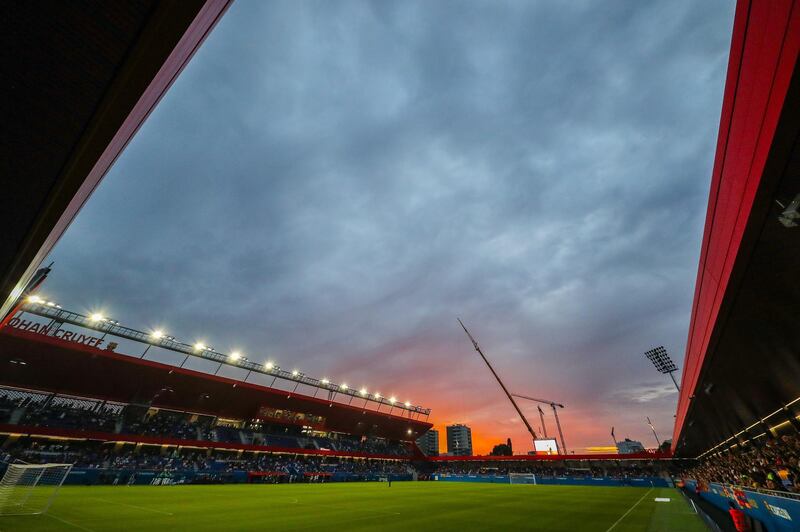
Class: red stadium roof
674,0,800,456
0,327,432,442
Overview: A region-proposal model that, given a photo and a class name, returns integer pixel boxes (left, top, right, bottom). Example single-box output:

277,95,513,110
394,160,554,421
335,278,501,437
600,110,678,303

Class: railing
10,302,431,419
724,483,800,502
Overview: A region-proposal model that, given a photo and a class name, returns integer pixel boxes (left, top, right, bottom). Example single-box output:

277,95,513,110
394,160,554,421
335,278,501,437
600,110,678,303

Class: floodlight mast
647,416,661,447
512,393,567,455
667,371,680,391
457,319,539,443
644,346,680,392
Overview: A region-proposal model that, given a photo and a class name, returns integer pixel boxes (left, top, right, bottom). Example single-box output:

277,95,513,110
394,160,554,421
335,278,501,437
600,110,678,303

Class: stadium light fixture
404,401,411,408
407,429,413,435
644,346,680,391
389,397,396,404
17,299,432,417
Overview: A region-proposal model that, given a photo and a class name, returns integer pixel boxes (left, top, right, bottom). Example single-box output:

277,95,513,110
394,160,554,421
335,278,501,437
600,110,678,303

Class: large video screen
534,439,559,454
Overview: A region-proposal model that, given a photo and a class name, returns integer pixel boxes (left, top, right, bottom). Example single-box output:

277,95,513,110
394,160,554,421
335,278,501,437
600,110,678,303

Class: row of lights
104,314,412,408
697,395,800,458
26,295,61,309
145,329,413,408
25,295,417,410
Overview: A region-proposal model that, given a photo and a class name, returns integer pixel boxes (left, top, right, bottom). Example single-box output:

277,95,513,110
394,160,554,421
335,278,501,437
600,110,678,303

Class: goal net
508,473,537,485
0,462,72,516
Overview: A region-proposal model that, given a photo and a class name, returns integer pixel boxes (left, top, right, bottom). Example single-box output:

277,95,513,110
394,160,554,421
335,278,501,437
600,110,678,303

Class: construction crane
458,319,539,444
512,393,567,455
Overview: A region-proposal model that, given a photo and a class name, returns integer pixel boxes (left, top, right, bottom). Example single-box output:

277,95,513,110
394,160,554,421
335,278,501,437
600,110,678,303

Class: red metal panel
674,0,800,446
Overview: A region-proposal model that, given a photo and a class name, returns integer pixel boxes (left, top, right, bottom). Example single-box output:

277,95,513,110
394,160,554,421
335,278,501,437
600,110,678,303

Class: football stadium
3,0,800,530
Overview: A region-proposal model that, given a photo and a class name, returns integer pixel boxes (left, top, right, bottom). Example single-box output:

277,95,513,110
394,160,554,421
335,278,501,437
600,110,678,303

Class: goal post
508,473,537,485
0,462,73,516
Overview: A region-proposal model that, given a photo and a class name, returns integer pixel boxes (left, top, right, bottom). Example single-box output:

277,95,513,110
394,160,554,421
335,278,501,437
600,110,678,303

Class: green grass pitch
3,482,706,531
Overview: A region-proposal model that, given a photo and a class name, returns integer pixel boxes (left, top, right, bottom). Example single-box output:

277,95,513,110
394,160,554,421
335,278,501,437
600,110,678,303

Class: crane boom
537,405,548,438
458,319,538,441
511,393,564,408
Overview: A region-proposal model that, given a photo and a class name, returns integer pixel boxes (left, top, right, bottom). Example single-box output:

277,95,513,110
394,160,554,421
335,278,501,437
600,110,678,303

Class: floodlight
194,343,207,351
341,383,348,390
46,301,56,307
89,313,104,322
265,361,274,370
375,393,381,399
645,346,678,373
229,351,242,362
407,429,413,435
152,330,164,339
27,295,42,304
321,378,329,385
404,401,411,408
360,388,367,396
292,370,299,376
644,346,680,391
389,397,396,404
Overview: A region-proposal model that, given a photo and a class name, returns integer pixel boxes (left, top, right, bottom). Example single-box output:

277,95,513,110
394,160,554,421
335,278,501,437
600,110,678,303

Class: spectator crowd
430,462,668,479
0,386,411,458
0,439,411,482
682,434,800,493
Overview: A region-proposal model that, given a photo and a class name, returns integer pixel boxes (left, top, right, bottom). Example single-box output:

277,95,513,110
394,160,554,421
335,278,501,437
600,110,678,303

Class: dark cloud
45,0,735,452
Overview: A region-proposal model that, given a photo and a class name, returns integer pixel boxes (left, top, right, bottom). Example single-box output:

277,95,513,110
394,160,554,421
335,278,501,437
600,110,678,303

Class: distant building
616,438,645,454
446,424,473,456
490,438,513,456
416,429,439,456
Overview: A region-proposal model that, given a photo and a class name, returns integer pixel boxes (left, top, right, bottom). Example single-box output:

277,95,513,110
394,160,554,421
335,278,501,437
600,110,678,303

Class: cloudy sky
44,0,735,454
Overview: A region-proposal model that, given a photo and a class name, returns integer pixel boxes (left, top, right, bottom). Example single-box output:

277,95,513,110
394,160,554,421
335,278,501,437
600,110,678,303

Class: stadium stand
1,428,679,488
0,438,411,484
429,462,670,480
682,435,800,493
0,385,412,459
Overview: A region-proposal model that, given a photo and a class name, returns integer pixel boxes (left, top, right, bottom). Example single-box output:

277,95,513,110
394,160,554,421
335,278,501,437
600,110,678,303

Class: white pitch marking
605,488,653,532
89,497,174,516
45,513,97,532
